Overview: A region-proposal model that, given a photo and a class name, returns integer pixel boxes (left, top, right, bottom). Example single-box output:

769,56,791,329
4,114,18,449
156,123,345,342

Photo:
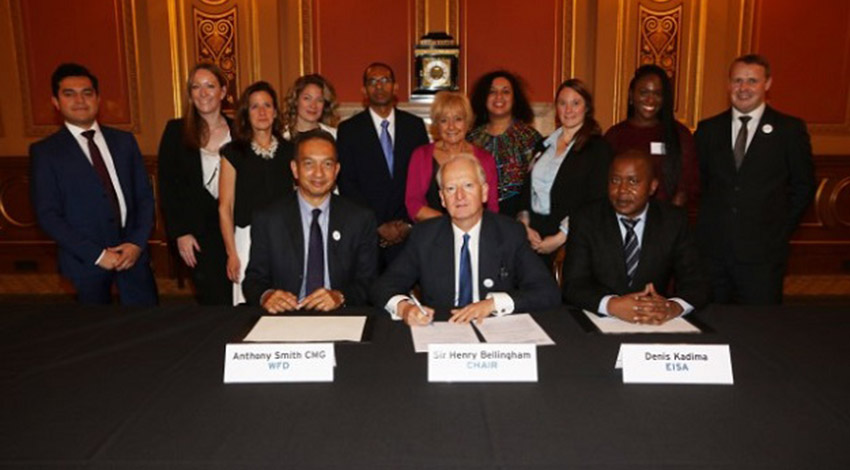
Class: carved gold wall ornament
193,6,239,112
638,4,682,109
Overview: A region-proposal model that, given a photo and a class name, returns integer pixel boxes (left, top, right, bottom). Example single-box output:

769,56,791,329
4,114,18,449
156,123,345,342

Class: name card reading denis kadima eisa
619,344,734,385
428,343,537,382
224,343,334,383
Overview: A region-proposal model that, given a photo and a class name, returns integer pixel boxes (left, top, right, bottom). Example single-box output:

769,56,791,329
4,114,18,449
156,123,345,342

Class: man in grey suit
371,154,560,325
243,130,378,313
695,54,815,304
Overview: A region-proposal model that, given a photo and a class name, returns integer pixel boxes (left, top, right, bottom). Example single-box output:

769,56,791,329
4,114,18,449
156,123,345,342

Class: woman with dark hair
281,73,339,140
604,64,698,206
219,81,295,304
467,70,542,217
158,63,233,305
519,79,612,262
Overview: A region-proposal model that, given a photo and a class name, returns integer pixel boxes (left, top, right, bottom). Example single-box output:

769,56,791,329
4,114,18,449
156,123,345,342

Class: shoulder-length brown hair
182,63,228,150
554,78,601,152
282,74,339,138
232,81,284,145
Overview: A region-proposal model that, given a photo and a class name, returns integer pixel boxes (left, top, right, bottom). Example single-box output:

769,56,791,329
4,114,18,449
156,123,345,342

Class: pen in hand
408,292,433,326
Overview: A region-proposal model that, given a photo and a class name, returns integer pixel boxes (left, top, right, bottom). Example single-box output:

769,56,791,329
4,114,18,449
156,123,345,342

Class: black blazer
695,106,815,263
521,134,613,236
370,211,561,312
157,118,231,241
563,199,708,312
336,108,429,225
242,194,378,307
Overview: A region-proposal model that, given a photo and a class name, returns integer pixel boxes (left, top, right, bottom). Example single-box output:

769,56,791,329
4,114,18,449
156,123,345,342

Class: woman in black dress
219,81,294,305
158,63,232,305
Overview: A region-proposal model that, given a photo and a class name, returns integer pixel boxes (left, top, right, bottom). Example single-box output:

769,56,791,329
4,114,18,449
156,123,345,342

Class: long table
2,303,849,469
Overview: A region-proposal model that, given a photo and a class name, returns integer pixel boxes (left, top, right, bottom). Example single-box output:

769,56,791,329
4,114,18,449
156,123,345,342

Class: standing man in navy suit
30,63,158,306
243,130,378,313
695,55,815,304
336,62,429,268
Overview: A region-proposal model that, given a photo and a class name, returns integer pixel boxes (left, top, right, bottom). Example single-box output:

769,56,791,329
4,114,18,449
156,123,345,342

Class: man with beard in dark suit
336,62,429,268
695,54,815,304
243,130,377,313
563,151,708,324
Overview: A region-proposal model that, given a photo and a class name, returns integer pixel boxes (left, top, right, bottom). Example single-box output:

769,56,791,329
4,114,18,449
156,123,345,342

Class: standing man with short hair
336,62,430,268
30,63,158,305
695,54,815,304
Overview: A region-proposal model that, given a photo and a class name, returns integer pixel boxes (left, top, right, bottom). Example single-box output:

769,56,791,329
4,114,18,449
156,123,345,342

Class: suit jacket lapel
327,197,343,289
632,202,659,289
433,218,456,307
605,205,631,291
363,111,393,181
740,106,774,172
717,111,738,176
283,199,305,279
478,213,501,297
59,127,103,187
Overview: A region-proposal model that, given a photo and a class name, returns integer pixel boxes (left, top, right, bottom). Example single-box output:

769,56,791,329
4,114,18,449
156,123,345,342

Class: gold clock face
423,57,451,88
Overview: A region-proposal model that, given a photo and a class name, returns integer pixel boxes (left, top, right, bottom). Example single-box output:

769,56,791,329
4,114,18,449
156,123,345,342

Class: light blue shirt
297,191,331,300
531,127,575,216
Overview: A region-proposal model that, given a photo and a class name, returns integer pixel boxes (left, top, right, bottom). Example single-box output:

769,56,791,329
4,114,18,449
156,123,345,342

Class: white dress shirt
65,122,127,227
201,131,230,199
385,218,515,319
731,102,766,153
597,204,694,316
297,191,332,300
369,107,396,143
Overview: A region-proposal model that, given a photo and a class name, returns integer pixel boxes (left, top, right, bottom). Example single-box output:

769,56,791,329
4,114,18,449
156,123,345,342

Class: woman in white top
281,74,340,140
157,63,233,305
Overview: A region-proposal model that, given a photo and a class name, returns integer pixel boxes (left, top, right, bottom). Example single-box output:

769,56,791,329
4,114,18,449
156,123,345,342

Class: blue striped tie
458,233,472,307
380,120,394,177
621,217,640,287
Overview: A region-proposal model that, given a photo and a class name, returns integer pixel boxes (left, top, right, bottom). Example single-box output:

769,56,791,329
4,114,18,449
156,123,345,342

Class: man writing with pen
371,153,560,325
243,130,378,313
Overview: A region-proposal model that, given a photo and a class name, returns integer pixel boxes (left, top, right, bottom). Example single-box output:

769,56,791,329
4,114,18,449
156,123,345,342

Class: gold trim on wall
11,0,141,136
167,0,185,117
301,0,314,74
612,0,626,121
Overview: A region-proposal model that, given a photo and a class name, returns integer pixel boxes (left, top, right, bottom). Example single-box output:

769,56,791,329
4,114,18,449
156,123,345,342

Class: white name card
428,343,537,382
223,343,334,383
620,344,734,385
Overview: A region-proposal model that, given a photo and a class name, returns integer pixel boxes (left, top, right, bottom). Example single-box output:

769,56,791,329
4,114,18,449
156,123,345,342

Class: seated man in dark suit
563,151,708,324
243,130,378,313
30,63,157,306
371,153,560,325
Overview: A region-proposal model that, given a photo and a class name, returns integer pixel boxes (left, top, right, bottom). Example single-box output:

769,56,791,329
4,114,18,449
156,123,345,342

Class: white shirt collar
451,216,483,240
732,102,766,124
615,202,649,223
65,120,101,137
369,107,395,134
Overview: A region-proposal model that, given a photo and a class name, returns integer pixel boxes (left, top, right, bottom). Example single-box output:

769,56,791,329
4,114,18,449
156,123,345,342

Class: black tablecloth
2,303,849,469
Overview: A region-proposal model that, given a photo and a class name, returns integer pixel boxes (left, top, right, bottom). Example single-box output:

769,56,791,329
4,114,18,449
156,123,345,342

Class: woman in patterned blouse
467,70,542,217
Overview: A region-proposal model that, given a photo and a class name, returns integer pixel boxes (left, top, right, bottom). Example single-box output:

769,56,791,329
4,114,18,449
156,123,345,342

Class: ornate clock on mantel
412,32,460,102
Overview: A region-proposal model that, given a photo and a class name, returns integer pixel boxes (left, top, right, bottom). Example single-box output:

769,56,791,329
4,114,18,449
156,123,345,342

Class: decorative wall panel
193,6,239,112
637,4,682,109
10,0,140,135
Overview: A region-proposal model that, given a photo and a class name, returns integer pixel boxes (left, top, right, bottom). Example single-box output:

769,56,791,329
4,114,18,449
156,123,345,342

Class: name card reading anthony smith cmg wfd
224,343,335,383
428,343,538,382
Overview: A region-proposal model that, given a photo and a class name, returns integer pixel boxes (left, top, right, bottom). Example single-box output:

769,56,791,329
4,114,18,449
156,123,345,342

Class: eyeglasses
366,77,393,87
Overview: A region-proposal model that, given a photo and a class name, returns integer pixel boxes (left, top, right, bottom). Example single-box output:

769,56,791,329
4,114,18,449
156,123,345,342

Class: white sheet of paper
583,310,701,334
411,322,480,353
242,316,366,342
473,314,555,346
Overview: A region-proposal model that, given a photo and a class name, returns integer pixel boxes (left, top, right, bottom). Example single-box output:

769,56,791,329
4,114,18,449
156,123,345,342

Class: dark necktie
458,233,472,307
379,119,394,177
81,130,120,221
733,115,752,170
621,217,640,287
305,208,324,295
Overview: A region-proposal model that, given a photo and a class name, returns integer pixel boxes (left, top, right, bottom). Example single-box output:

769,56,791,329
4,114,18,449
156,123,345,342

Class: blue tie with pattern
621,217,640,287
379,119,394,177
458,233,472,307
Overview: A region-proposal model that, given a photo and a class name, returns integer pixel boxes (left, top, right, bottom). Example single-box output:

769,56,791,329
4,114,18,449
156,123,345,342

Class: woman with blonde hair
405,91,499,222
281,74,339,140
